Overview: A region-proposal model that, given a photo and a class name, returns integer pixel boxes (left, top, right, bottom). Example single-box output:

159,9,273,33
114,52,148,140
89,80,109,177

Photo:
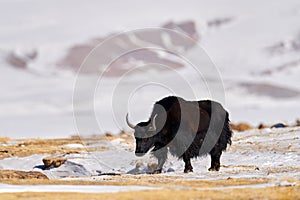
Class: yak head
126,114,159,157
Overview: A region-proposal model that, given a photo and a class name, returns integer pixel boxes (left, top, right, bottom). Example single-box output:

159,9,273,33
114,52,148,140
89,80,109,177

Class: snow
0,181,297,193
0,184,156,193
0,0,300,139
63,143,85,148
1,1,299,195
0,154,45,172
0,181,296,193
0,127,299,181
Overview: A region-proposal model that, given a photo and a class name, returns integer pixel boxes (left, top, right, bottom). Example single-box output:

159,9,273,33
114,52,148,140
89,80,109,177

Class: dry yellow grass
0,135,115,160
0,186,299,200
0,137,10,143
0,175,298,200
0,174,269,187
0,170,48,180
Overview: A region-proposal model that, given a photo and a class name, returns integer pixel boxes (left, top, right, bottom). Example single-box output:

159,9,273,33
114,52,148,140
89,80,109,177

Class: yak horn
126,113,135,129
149,114,157,131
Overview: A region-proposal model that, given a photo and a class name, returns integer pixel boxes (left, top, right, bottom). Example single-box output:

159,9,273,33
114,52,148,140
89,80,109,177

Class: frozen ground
0,0,300,138
0,182,295,194
0,127,299,183
0,184,156,193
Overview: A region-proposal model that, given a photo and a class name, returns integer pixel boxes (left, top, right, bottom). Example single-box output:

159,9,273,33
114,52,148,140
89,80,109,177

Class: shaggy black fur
133,96,232,174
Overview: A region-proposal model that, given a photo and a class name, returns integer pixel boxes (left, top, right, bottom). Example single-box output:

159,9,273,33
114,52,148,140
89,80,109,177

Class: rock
258,123,267,129
147,162,158,172
42,157,67,168
105,132,113,137
271,123,287,128
6,53,28,69
5,50,37,70
135,161,144,170
58,21,199,76
167,168,175,172
295,119,300,127
230,122,253,132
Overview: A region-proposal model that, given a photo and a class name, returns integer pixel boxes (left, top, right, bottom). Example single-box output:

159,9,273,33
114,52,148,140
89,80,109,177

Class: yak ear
148,114,157,132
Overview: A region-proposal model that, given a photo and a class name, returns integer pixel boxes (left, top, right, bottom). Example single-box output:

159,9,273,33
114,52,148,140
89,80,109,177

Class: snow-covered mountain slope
0,0,299,138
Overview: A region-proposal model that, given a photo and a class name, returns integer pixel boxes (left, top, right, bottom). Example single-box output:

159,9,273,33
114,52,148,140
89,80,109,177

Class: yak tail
224,112,233,146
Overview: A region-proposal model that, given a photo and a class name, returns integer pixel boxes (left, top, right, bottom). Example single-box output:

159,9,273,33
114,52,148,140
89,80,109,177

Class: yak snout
134,137,155,157
135,151,146,157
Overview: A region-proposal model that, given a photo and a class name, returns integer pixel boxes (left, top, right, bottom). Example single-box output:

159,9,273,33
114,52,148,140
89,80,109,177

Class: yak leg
152,147,167,174
183,153,193,173
209,148,222,171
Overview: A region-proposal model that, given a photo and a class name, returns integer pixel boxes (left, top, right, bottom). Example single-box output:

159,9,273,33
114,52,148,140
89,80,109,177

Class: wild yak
126,96,232,174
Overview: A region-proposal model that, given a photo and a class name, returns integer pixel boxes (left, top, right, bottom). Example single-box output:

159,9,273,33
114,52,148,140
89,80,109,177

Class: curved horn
126,113,135,129
149,114,157,131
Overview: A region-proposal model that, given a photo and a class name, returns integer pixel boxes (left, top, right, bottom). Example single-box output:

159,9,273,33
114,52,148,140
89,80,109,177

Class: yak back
154,96,181,112
153,96,225,116
151,96,211,134
150,96,232,146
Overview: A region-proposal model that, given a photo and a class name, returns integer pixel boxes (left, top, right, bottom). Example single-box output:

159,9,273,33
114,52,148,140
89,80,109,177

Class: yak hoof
184,169,193,173
184,166,193,173
208,167,220,171
152,169,162,174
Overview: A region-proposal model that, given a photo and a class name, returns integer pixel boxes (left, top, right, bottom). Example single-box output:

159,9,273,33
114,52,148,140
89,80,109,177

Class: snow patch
0,184,157,193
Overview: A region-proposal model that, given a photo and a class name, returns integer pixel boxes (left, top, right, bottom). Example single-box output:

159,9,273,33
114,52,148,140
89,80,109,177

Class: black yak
126,96,232,174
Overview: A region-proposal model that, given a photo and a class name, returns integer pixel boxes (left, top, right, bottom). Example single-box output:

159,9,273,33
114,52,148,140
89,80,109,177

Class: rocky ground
0,127,299,199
